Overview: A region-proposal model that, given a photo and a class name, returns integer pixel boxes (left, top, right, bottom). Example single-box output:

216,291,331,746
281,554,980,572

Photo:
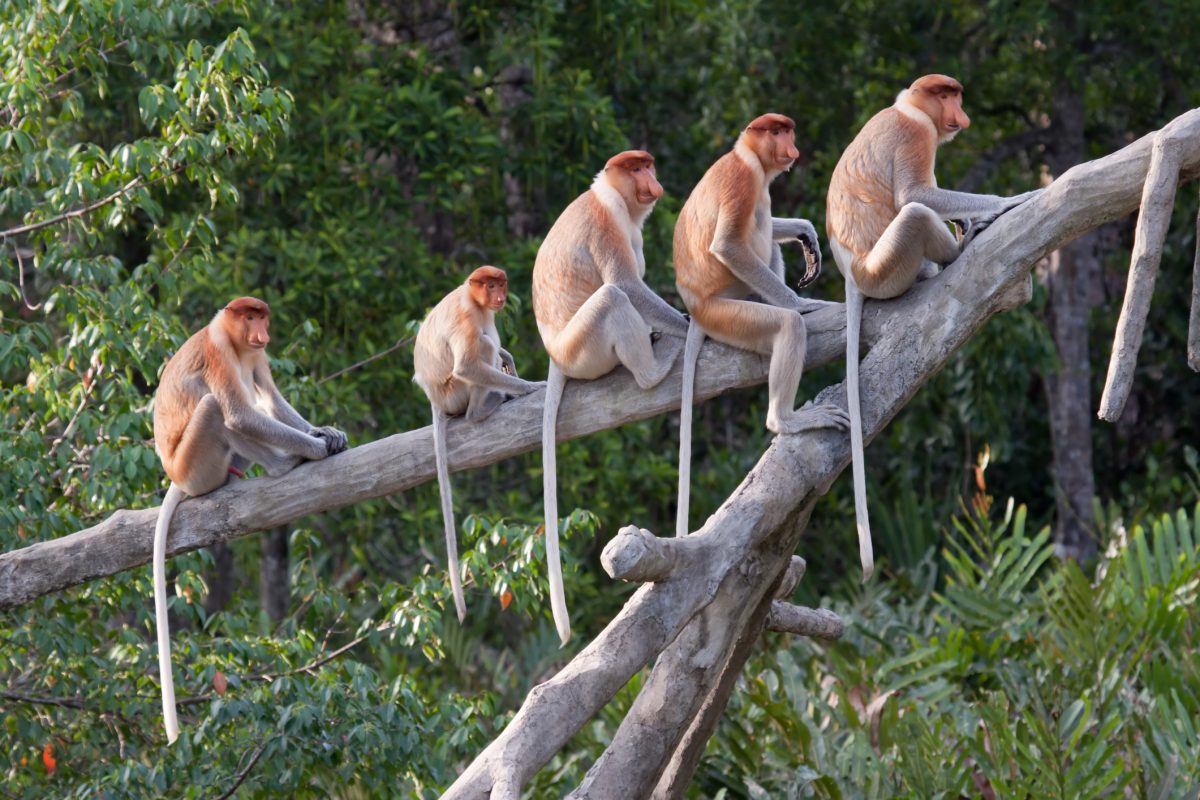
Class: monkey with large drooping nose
533,150,690,644
413,265,541,624
152,297,348,743
826,74,1041,579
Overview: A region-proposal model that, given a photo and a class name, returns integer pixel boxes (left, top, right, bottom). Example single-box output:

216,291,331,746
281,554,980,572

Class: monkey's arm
253,364,348,454
710,216,803,311
596,248,689,337
451,337,539,396
771,217,820,244
253,363,313,431
215,380,329,460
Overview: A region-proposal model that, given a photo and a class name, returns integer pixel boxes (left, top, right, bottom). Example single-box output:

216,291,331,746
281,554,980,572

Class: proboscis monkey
533,149,689,644
413,265,540,624
152,297,347,743
673,113,849,537
826,74,1041,579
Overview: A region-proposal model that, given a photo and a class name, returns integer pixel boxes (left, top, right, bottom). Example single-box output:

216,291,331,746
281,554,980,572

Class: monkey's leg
228,433,305,477
554,284,676,389
170,395,236,496
694,297,807,434
465,385,506,422
858,202,961,299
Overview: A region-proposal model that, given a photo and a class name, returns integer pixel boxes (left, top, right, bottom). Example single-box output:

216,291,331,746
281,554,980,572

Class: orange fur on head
745,112,795,134
467,265,509,311
740,113,801,176
604,150,655,172
603,149,663,208
904,74,970,140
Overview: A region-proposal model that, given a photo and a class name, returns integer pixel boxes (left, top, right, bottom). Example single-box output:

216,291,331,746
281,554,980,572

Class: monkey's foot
767,402,852,435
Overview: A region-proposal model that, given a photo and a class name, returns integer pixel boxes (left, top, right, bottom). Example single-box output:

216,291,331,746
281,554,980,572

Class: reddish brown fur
675,116,798,322
414,266,528,416
154,296,271,484
826,75,968,297
534,152,665,372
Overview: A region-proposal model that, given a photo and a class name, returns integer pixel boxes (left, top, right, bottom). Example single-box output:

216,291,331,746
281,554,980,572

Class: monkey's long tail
153,482,185,744
542,362,571,645
845,278,875,581
676,320,707,537
432,406,467,623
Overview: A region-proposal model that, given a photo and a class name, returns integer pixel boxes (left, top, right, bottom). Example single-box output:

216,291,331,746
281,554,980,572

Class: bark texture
1043,80,1100,561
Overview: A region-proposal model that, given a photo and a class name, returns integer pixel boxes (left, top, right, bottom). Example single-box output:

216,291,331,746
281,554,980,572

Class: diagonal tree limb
1099,117,1189,420
0,306,851,611
442,108,1200,799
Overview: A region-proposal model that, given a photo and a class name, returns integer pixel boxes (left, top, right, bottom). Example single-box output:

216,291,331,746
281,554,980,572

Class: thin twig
213,740,270,800
1,161,185,240
46,380,95,461
1,691,84,710
12,242,41,311
318,337,412,384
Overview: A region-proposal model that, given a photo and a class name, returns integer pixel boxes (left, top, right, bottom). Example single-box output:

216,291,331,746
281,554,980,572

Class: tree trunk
203,541,236,616
260,527,289,622
1043,79,1100,562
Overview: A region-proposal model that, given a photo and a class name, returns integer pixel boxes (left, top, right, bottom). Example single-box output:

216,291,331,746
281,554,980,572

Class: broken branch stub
1099,125,1184,421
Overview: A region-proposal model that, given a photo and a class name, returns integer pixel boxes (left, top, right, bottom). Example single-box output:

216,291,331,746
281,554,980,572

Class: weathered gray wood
1099,119,1186,420
0,306,851,611
442,109,1200,799
766,601,845,639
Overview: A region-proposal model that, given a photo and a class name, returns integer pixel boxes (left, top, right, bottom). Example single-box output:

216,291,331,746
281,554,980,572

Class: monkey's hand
1001,188,1043,212
514,379,546,397
498,349,518,377
780,222,822,289
311,426,348,455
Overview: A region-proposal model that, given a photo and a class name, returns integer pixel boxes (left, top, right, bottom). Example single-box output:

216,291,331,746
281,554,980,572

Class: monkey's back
827,107,911,269
413,286,472,414
532,191,607,350
152,328,213,465
673,152,752,308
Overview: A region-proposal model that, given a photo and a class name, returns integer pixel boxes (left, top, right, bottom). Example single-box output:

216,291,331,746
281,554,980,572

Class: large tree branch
0,307,858,610
443,109,1200,798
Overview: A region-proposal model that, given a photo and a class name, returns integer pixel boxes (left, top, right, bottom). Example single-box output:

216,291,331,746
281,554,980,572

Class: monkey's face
769,127,800,170
468,268,509,311
239,311,270,350
628,163,663,206
937,92,971,142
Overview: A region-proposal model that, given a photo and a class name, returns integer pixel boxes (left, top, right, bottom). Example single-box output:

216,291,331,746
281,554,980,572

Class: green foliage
702,499,1200,799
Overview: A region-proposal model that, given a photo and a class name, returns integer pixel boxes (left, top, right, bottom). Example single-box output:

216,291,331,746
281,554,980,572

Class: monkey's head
467,266,509,311
604,150,663,209
743,113,800,175
222,296,271,351
906,74,970,143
